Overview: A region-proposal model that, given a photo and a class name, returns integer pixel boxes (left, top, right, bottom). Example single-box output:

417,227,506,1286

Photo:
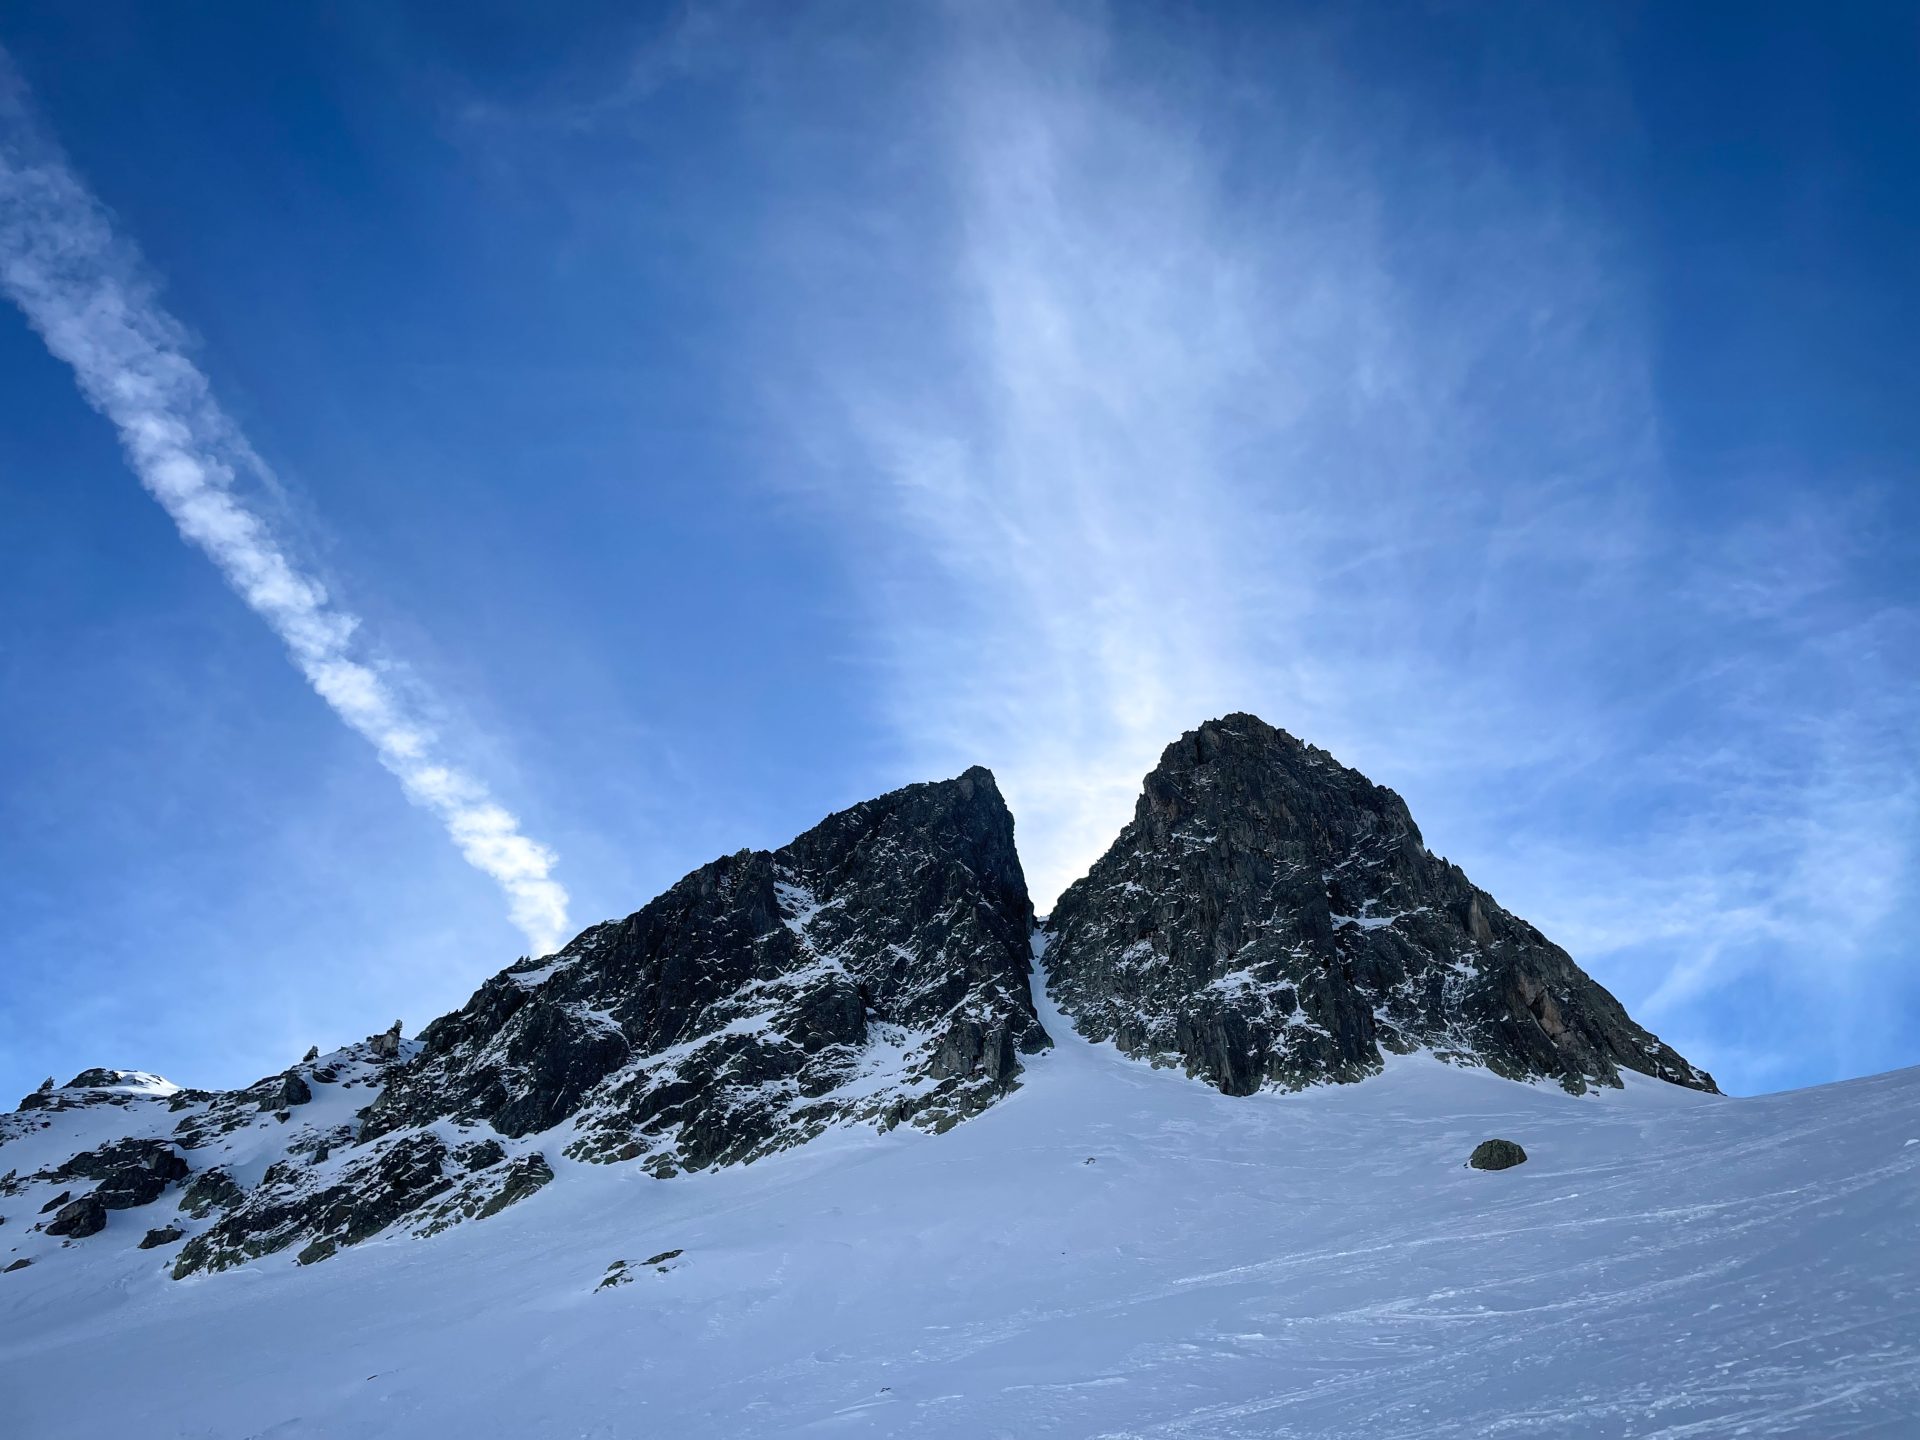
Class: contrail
0,57,571,956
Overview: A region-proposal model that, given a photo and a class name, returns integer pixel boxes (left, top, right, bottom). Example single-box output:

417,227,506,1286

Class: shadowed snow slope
2,951,1916,1439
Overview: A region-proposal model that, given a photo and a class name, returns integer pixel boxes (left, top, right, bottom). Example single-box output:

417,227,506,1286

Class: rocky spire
1043,714,1715,1096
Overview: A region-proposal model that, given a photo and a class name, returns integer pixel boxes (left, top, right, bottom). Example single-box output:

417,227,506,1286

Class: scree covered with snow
2,953,1916,1439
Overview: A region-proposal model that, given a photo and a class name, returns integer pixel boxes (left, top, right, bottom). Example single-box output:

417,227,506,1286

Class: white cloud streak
0,59,571,956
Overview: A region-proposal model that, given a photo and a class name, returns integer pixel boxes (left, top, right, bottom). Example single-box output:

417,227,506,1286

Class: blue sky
1,2,1914,1102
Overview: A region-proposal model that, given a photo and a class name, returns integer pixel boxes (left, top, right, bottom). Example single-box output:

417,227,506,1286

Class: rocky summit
1,719,1715,1288
1043,714,1715,1097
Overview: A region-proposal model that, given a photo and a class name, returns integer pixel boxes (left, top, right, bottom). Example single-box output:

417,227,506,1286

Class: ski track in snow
2,948,1918,1438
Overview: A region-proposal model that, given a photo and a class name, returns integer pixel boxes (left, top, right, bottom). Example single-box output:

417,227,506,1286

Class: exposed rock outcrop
368,1023,403,1061
55,1139,189,1209
364,767,1047,1174
45,1193,106,1238
1044,715,1716,1097
257,1072,311,1112
178,1168,244,1219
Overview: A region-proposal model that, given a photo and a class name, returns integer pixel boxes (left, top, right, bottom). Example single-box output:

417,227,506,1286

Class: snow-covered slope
3,947,1915,1439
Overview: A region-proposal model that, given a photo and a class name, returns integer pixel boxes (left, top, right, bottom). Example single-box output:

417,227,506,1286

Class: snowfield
3,963,1917,1439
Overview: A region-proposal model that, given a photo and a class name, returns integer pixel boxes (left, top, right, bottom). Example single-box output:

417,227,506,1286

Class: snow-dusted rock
365,766,1048,1173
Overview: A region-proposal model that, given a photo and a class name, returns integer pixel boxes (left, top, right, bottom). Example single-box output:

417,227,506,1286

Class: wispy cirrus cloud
760,2,1919,1090
0,56,571,956
781,2,1653,902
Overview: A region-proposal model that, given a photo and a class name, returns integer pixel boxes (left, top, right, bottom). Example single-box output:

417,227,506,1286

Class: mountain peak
161,768,1046,1275
2,727,1714,1294
1046,713,1714,1097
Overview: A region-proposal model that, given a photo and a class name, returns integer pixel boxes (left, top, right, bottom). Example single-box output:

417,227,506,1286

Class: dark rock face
175,1132,457,1277
45,1193,106,1238
365,767,1046,1174
139,1224,185,1249
178,1167,244,1219
474,1153,553,1222
234,1133,540,1266
258,1072,311,1111
56,1139,189,1209
1044,715,1716,1098
1470,1138,1528,1170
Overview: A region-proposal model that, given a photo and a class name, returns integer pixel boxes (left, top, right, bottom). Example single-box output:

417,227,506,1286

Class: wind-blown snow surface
4,957,1917,1438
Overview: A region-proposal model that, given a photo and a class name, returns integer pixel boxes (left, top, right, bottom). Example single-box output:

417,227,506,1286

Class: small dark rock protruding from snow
1468,1138,1528,1171
139,1224,185,1249
3,1257,30,1272
596,1260,633,1290
302,1046,320,1063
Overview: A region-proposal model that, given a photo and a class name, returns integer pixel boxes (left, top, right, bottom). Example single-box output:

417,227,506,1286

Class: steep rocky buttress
363,763,1048,1171
1043,715,1716,1097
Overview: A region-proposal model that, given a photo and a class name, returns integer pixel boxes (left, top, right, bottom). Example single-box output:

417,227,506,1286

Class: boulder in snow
1469,1138,1528,1171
